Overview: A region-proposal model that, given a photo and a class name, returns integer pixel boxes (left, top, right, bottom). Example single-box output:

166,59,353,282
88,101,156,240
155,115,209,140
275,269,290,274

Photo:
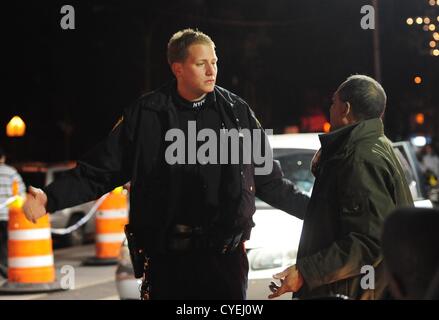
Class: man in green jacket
268,75,414,300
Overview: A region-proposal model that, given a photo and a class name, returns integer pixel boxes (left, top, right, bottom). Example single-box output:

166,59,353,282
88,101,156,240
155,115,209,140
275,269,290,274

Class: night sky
3,0,439,162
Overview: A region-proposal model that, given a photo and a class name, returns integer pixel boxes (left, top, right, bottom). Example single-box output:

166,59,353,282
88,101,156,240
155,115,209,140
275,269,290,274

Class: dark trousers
0,221,7,274
147,243,248,300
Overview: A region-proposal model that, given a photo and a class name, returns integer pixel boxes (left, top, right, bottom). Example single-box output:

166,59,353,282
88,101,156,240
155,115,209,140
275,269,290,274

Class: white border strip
9,255,54,268
96,209,128,219
9,228,51,241
96,233,125,243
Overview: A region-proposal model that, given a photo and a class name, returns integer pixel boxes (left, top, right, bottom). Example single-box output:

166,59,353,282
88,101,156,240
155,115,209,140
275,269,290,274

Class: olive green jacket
295,118,414,300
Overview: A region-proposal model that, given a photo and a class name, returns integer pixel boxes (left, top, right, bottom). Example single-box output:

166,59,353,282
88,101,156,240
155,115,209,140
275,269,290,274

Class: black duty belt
166,224,244,254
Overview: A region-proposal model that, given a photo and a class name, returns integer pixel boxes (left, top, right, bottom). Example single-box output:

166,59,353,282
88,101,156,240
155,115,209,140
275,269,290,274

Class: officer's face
173,43,218,100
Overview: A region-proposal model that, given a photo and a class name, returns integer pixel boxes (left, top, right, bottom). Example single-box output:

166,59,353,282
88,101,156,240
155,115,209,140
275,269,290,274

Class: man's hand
268,264,304,299
23,186,48,224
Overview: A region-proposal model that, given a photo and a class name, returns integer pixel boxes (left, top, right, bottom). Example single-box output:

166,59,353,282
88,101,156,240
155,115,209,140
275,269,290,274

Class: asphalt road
0,243,290,300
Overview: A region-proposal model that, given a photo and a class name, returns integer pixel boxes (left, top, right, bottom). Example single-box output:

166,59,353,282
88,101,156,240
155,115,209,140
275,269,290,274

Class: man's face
173,43,218,100
329,91,347,130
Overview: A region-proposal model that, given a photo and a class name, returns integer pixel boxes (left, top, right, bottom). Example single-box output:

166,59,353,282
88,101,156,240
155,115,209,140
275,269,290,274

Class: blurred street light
415,113,425,125
411,136,427,147
406,3,439,56
6,116,26,137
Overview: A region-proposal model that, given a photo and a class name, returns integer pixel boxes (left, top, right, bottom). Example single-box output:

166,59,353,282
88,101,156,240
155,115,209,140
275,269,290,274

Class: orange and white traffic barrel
0,180,63,293
84,186,128,265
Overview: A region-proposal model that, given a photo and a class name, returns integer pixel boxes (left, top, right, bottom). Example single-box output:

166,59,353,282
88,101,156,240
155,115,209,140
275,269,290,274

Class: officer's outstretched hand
23,186,48,224
268,264,304,299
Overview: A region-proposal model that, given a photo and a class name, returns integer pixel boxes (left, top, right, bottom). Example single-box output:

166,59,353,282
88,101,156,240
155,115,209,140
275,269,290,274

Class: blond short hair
167,28,215,65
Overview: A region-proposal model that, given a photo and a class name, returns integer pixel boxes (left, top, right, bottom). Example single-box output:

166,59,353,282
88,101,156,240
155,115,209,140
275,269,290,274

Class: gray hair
337,75,387,120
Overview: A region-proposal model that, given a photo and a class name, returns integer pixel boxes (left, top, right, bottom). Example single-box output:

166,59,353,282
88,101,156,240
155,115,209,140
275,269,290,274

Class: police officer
23,29,309,299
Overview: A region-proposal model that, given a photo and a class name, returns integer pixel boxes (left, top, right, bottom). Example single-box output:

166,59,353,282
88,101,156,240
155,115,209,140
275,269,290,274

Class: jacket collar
142,80,232,113
142,80,242,129
319,118,384,157
170,81,218,111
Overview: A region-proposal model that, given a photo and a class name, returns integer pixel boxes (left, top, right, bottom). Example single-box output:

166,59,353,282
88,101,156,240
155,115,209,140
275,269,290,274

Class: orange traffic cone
84,187,128,265
0,180,64,293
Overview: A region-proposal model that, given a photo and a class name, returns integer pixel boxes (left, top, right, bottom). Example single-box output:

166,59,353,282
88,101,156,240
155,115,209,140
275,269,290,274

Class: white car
115,133,433,300
246,133,320,299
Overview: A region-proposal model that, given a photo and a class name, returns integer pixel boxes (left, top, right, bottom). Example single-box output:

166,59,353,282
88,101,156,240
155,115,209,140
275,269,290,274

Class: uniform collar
171,81,217,111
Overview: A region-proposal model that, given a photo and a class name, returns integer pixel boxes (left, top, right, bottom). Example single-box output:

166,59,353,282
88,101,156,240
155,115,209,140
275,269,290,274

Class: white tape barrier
50,193,110,235
0,195,19,210
0,193,111,236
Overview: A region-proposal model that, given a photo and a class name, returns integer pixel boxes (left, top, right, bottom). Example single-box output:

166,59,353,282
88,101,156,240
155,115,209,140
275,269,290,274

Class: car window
273,149,316,195
256,148,315,207
393,145,422,200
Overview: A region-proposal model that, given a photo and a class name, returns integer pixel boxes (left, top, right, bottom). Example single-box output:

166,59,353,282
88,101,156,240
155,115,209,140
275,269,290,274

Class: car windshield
256,148,316,207
273,149,315,195
392,145,423,200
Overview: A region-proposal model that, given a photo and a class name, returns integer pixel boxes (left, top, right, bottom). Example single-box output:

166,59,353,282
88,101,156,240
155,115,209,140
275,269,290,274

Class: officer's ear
171,62,183,78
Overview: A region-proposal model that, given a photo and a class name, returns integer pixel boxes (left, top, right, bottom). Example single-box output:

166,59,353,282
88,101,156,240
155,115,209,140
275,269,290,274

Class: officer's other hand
23,186,48,224
268,264,304,299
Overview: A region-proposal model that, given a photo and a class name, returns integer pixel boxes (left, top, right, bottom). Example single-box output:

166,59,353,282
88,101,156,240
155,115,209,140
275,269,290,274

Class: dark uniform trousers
147,243,248,300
